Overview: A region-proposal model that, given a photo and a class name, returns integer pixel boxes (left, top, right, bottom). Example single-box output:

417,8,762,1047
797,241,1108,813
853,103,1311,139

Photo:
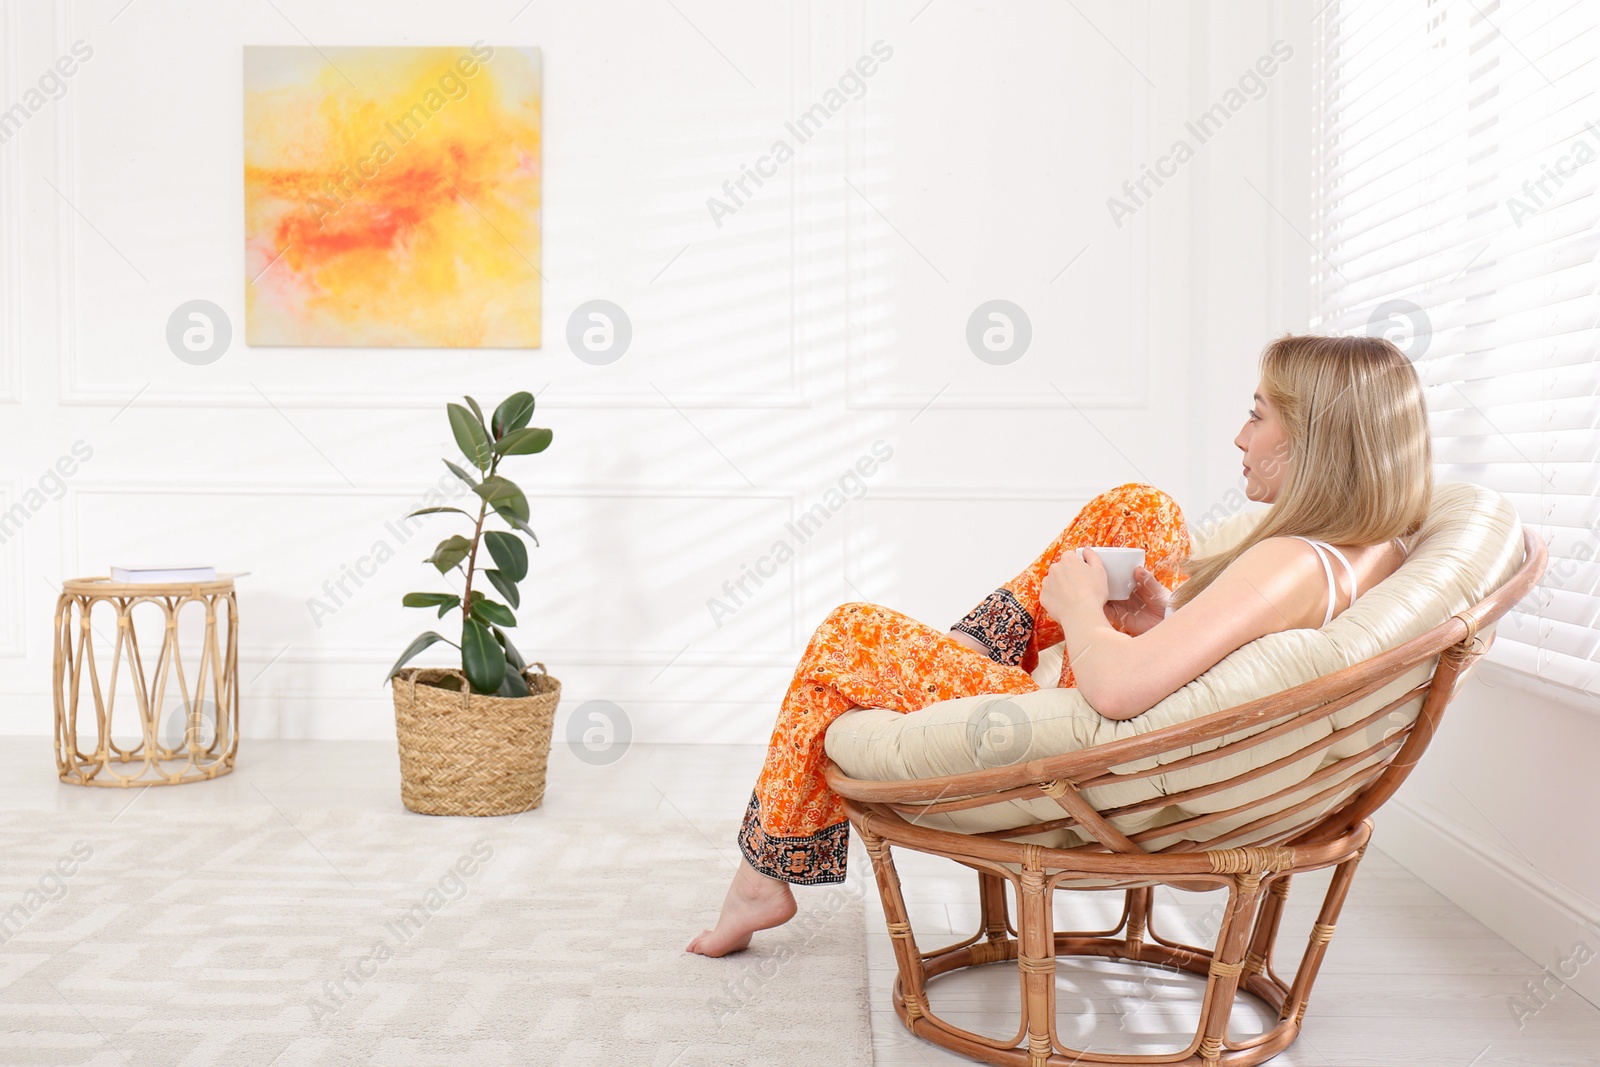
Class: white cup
1075,546,1146,600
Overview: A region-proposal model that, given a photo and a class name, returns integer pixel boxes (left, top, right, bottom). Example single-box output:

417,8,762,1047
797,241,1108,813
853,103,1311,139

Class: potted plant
386,390,560,816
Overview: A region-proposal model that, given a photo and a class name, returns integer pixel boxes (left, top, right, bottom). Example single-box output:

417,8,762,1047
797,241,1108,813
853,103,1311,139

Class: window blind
1311,0,1600,697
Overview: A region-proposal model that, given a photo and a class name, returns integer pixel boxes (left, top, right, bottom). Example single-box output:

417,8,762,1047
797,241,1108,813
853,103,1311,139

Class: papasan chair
822,481,1546,1067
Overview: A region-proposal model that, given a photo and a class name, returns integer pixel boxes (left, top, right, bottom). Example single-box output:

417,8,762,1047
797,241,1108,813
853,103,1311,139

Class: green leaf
491,392,535,439
493,427,553,456
485,568,521,609
448,403,494,471
461,619,505,694
497,509,540,548
386,631,455,682
471,598,517,628
474,476,529,522
443,459,479,490
483,531,528,581
407,506,476,520
496,662,531,698
428,534,473,574
492,625,526,672
463,396,486,428
402,592,461,614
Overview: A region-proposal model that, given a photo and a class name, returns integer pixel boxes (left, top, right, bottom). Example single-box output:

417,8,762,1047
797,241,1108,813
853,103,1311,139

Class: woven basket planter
392,663,560,816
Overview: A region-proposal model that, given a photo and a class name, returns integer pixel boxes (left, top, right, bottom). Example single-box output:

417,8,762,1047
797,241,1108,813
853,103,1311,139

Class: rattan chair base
851,800,1371,1067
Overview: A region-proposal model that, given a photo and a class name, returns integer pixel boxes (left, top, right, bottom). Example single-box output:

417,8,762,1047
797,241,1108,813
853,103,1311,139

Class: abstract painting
243,45,542,347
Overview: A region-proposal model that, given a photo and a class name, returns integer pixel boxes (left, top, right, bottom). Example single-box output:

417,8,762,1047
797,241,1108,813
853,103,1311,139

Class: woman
688,333,1432,957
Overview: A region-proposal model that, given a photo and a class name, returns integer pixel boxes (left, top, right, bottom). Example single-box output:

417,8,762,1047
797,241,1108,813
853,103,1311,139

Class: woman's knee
1073,484,1184,538
819,601,920,635
1088,482,1183,518
818,601,874,630
819,601,870,633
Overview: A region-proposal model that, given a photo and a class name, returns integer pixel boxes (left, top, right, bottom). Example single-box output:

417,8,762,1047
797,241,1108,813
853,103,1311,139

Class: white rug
0,805,874,1067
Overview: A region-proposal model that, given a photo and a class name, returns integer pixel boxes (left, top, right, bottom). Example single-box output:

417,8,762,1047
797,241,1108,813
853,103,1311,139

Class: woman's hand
1039,548,1110,625
1103,566,1172,636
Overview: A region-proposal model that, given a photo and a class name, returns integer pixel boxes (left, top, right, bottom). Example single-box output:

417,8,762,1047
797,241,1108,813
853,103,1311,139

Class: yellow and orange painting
243,45,541,347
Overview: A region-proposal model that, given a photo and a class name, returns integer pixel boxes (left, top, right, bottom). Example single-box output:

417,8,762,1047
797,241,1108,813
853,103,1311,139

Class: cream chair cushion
822,482,1524,850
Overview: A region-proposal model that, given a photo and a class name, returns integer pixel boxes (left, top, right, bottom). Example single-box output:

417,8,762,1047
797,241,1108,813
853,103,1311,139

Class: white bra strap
1320,542,1360,607
1290,536,1340,627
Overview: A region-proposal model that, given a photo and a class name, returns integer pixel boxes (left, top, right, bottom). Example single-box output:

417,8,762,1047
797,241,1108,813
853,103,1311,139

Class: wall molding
1379,794,1600,1012
851,485,1107,503
52,0,73,413
52,3,807,411
843,484,1110,597
62,479,809,660
58,388,814,411
0,0,23,405
840,4,1152,412
0,479,24,655
230,646,803,671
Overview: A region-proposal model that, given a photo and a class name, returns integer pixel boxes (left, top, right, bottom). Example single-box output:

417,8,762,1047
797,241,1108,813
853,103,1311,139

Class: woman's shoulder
1210,535,1327,628
1234,534,1325,566
1231,534,1328,583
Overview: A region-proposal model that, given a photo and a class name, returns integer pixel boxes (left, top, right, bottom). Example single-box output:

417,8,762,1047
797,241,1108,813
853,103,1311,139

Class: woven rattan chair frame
824,528,1546,1067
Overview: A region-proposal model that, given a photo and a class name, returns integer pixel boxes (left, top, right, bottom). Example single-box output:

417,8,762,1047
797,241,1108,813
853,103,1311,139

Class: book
109,565,218,584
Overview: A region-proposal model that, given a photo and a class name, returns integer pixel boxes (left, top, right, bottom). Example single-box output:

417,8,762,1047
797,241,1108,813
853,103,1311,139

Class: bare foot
686,858,798,957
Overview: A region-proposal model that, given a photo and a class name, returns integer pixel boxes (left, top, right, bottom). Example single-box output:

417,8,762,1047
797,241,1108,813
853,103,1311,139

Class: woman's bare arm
1057,538,1314,720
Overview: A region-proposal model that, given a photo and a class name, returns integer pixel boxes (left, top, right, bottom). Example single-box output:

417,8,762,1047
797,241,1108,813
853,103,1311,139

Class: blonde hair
1168,333,1433,613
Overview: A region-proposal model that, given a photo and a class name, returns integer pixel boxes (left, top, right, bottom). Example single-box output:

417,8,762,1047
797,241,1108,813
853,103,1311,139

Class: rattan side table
52,575,240,787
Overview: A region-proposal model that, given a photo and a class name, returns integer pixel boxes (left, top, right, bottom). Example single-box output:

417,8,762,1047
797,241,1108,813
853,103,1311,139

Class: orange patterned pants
738,483,1192,884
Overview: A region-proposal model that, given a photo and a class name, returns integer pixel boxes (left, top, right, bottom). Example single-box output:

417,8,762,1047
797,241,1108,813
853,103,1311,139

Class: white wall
0,0,1314,744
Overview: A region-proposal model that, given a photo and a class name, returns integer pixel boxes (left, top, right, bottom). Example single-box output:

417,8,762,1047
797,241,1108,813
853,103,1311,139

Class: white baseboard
1376,796,1600,1014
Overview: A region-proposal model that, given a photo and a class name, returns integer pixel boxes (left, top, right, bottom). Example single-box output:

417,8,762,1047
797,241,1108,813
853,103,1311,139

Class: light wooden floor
8,738,1598,1066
